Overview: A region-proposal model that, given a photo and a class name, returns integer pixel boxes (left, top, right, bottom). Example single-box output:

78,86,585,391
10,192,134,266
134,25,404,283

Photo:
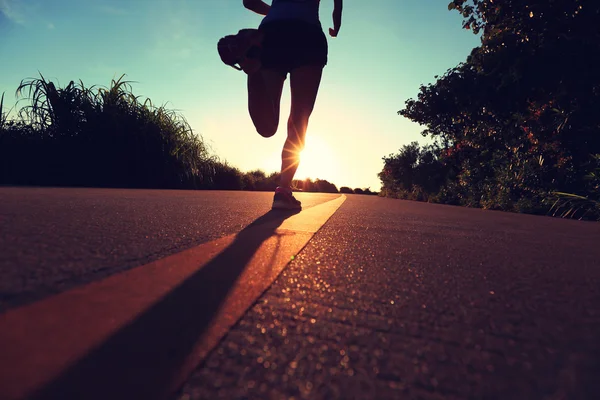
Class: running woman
219,0,343,209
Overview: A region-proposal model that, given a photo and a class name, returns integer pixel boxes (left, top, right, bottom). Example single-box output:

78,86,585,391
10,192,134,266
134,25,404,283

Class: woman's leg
280,65,324,188
247,69,286,138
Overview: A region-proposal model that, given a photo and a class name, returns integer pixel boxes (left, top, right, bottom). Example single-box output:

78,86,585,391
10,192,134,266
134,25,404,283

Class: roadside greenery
1,74,215,188
380,0,600,220
0,74,343,193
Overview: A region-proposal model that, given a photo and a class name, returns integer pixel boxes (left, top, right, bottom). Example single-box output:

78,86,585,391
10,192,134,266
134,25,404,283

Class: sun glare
295,134,338,183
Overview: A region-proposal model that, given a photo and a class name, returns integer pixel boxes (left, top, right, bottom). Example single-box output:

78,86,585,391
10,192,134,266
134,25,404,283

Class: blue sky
0,0,480,191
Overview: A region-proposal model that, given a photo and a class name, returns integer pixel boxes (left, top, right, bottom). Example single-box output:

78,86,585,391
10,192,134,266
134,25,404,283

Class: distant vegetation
0,74,349,193
379,0,600,221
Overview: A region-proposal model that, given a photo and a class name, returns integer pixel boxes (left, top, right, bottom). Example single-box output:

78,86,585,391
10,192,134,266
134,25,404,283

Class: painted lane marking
0,195,346,400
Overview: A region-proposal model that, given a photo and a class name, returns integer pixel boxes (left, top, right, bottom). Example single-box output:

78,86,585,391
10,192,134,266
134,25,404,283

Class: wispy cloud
0,0,25,24
47,22,54,29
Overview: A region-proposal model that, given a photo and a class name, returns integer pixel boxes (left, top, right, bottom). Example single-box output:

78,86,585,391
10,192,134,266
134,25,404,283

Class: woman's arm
243,0,271,16
329,0,343,37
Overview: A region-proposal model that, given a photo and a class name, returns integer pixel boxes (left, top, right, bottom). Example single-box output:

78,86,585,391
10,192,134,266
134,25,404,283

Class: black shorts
259,20,328,76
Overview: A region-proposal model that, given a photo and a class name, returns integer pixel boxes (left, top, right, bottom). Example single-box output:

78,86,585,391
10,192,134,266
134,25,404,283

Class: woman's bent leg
247,69,286,138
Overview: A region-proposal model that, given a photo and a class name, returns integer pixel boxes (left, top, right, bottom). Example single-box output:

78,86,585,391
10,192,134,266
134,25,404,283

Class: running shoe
272,186,302,210
217,28,263,74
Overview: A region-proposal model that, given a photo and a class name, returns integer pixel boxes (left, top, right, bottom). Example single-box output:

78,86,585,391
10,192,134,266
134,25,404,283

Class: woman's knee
255,120,278,138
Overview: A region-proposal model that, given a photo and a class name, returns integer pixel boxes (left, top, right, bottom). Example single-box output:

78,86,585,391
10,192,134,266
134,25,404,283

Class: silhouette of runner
218,0,343,209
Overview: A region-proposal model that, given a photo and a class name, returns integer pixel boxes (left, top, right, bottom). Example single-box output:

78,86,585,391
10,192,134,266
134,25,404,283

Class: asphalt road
178,195,600,400
1,188,600,399
0,187,339,312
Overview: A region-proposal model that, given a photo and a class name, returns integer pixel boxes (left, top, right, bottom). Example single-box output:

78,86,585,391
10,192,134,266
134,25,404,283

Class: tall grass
0,93,5,130
1,73,344,192
550,155,600,221
1,74,216,189
550,193,600,221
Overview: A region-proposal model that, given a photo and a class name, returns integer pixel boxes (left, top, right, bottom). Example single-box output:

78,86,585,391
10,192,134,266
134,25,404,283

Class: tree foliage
382,0,600,219
379,142,449,202
293,178,338,193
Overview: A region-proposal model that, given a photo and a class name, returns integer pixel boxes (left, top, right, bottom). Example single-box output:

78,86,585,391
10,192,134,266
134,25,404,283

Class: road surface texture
178,195,600,400
0,187,338,312
1,188,599,400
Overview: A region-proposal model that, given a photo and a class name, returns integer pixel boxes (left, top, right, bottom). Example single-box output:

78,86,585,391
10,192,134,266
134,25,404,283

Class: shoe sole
217,29,264,74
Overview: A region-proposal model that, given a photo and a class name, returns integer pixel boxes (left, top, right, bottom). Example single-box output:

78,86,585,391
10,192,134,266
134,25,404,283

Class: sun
295,134,339,183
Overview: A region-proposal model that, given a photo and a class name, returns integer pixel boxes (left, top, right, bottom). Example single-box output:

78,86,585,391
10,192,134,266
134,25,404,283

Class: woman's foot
217,29,264,74
272,186,302,210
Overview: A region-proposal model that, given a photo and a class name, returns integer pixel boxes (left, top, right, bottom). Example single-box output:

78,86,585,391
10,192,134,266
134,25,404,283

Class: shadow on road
29,208,301,400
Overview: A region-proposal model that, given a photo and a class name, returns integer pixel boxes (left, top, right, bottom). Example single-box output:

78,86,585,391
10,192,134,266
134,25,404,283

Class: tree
394,0,600,213
315,179,338,193
379,142,448,201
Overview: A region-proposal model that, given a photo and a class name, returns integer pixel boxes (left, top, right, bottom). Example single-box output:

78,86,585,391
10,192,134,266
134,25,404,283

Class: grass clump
0,74,215,189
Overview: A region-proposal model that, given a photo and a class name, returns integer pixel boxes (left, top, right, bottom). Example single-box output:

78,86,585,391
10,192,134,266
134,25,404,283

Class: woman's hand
330,0,342,37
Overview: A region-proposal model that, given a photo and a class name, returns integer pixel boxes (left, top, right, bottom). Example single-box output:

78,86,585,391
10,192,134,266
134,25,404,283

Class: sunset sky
0,0,480,191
